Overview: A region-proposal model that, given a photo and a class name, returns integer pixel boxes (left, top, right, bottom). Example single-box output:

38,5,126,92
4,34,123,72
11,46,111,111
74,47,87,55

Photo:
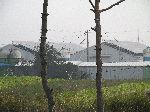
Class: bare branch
89,0,95,9
90,9,95,13
100,0,125,13
91,27,96,32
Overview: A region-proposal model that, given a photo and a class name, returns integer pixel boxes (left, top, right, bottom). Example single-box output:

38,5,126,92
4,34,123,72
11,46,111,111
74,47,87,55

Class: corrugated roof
12,41,84,54
105,40,147,54
70,61,150,67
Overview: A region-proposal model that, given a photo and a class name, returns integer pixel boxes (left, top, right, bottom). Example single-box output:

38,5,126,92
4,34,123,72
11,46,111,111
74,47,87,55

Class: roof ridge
104,41,135,55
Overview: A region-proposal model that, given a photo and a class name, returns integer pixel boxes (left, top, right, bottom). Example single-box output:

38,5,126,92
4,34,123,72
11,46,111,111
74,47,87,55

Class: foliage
33,44,79,79
1,76,150,111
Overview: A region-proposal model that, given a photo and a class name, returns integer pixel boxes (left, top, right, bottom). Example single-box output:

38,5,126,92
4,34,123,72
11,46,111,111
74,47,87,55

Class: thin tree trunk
40,0,54,111
95,0,104,112
89,0,125,111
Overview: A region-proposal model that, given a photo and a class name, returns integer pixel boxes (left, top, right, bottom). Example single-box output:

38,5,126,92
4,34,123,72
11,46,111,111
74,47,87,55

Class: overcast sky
0,0,150,47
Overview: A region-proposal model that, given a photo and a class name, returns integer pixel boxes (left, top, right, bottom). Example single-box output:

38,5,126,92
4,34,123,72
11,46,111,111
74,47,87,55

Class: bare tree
40,0,54,111
89,0,125,112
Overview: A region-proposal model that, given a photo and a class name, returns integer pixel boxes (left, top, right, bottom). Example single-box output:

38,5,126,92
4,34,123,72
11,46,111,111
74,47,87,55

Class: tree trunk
89,0,125,111
95,0,104,112
40,0,54,111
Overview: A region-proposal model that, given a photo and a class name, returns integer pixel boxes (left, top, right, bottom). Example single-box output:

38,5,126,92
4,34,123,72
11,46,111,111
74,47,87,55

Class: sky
0,0,150,47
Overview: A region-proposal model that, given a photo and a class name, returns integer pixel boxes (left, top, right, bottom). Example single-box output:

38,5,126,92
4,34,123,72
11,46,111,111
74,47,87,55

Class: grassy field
0,76,150,112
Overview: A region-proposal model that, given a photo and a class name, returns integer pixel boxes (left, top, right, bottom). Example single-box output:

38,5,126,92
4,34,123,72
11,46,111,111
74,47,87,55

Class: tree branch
100,0,125,13
91,27,96,32
89,0,95,9
90,9,95,13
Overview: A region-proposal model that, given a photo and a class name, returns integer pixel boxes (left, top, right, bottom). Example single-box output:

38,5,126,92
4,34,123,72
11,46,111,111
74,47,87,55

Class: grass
1,76,150,112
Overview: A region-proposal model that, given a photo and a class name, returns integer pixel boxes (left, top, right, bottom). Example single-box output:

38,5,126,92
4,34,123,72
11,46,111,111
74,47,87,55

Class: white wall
79,66,143,80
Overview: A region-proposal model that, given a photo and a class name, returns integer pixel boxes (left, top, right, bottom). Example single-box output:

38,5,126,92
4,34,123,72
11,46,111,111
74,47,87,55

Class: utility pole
40,0,54,111
137,29,140,43
89,0,126,112
85,30,90,62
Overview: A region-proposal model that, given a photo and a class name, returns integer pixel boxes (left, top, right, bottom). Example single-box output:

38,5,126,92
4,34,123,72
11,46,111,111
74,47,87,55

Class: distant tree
34,44,79,79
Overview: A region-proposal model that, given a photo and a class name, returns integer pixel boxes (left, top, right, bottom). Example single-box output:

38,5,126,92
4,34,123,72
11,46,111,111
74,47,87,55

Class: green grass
1,76,150,112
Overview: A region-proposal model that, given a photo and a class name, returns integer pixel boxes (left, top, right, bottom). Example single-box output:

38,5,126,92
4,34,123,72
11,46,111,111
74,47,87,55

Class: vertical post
86,30,89,62
95,0,104,112
40,0,54,111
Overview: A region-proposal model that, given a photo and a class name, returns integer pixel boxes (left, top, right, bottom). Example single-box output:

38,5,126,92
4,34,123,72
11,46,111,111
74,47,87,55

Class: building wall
70,44,143,62
79,66,143,80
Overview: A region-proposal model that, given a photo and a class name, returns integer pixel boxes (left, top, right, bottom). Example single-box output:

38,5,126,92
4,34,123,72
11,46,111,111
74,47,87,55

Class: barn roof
104,40,147,54
73,40,147,56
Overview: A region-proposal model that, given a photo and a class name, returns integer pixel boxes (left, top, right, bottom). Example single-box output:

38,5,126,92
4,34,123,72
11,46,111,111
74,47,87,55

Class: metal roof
68,61,150,67
105,40,147,54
